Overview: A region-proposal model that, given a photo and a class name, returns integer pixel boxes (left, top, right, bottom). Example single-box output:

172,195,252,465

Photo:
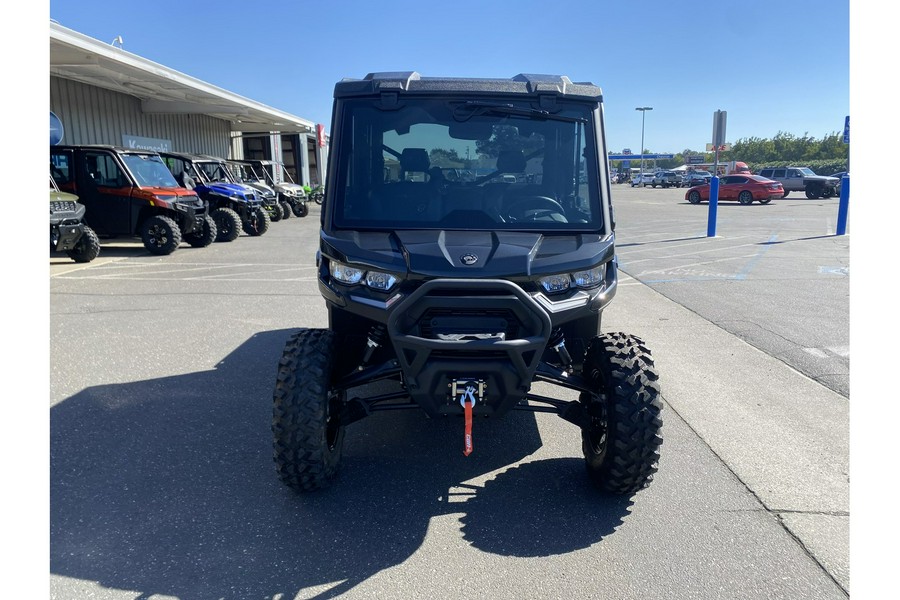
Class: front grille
178,195,203,207
50,201,77,213
418,307,521,339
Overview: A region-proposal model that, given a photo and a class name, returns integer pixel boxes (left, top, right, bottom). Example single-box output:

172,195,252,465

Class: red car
685,174,784,205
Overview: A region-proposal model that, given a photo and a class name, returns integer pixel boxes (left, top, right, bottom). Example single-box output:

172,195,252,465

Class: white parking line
802,346,850,359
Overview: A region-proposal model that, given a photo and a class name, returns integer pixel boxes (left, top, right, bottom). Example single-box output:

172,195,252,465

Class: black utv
50,145,215,255
272,73,663,495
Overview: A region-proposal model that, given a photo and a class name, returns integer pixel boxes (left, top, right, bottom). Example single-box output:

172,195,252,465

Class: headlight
540,265,605,294
330,260,400,291
539,274,571,294
330,262,364,284
572,266,605,289
365,271,398,291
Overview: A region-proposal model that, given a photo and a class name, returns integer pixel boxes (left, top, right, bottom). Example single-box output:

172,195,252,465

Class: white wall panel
50,77,232,158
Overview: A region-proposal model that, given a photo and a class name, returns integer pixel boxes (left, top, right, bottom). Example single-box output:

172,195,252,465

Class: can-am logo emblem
460,253,478,265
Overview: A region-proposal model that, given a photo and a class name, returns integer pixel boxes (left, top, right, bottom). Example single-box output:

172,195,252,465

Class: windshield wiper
452,101,586,123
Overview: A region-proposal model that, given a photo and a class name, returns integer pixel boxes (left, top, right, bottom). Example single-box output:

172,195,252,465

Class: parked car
651,170,683,188
630,173,656,187
49,173,100,263
830,172,848,195
757,167,839,199
50,145,215,255
685,174,784,205
683,170,712,187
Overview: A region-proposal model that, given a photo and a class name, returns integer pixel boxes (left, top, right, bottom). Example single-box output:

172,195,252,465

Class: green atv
50,173,100,263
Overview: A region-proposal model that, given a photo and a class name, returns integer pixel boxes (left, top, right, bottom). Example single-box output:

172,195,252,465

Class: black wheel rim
583,366,609,458
325,393,343,450
147,224,169,247
585,395,608,458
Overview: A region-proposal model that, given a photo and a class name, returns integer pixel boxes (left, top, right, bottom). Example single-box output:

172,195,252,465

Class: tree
727,132,847,165
475,125,543,158
429,148,463,167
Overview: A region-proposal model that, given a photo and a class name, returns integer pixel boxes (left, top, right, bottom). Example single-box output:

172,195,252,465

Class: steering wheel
505,196,567,221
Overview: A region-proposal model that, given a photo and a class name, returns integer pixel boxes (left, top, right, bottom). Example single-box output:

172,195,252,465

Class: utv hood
276,183,306,194
199,182,255,200
141,186,201,198
243,182,276,197
322,229,615,279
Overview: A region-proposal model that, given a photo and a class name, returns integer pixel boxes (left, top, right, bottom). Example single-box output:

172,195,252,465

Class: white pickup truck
757,167,840,199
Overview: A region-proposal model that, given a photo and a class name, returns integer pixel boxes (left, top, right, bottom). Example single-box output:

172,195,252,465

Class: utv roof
230,158,283,166
158,150,197,159
53,144,161,154
334,72,603,102
157,151,224,163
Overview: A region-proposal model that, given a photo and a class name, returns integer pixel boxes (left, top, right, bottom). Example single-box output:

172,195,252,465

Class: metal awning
50,21,315,134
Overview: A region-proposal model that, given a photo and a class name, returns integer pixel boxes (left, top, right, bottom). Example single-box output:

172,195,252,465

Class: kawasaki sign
122,135,172,152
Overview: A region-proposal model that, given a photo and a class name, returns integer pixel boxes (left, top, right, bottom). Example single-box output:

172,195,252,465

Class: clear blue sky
45,0,850,154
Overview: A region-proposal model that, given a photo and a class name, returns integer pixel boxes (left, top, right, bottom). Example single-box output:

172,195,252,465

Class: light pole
636,106,653,176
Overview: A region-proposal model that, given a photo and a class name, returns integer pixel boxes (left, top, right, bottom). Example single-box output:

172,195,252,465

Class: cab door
77,150,135,236
785,169,804,191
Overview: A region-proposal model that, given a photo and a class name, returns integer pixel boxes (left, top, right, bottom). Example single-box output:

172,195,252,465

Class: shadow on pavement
617,236,707,248
757,234,842,244
51,329,633,599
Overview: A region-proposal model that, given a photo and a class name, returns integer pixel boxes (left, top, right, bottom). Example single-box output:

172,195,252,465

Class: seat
178,171,196,189
496,149,526,174
484,149,528,215
376,148,441,222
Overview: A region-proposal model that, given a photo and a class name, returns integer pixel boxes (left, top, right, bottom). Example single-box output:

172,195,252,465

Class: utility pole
636,107,652,175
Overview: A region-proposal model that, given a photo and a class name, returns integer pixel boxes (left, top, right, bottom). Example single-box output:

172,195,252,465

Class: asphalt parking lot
48,194,849,599
612,184,849,398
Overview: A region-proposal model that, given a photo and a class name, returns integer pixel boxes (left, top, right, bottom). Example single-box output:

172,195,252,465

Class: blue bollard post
707,176,720,237
836,174,849,235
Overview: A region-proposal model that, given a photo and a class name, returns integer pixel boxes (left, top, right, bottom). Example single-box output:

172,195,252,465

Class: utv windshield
227,163,258,183
196,161,233,183
122,153,180,188
331,98,602,230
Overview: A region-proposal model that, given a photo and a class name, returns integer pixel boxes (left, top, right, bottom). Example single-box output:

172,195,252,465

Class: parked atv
50,145,215,255
49,173,100,263
226,160,290,221
272,72,663,496
191,154,285,225
190,154,284,223
235,159,309,217
159,152,269,241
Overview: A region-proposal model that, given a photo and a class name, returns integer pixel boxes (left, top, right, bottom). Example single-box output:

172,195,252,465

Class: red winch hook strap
461,385,476,456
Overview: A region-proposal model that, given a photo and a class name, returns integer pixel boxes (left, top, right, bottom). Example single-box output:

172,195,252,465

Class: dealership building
49,21,328,187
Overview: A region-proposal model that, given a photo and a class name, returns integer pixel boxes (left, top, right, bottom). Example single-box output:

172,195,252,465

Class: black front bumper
50,221,86,252
385,279,552,417
175,201,209,234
